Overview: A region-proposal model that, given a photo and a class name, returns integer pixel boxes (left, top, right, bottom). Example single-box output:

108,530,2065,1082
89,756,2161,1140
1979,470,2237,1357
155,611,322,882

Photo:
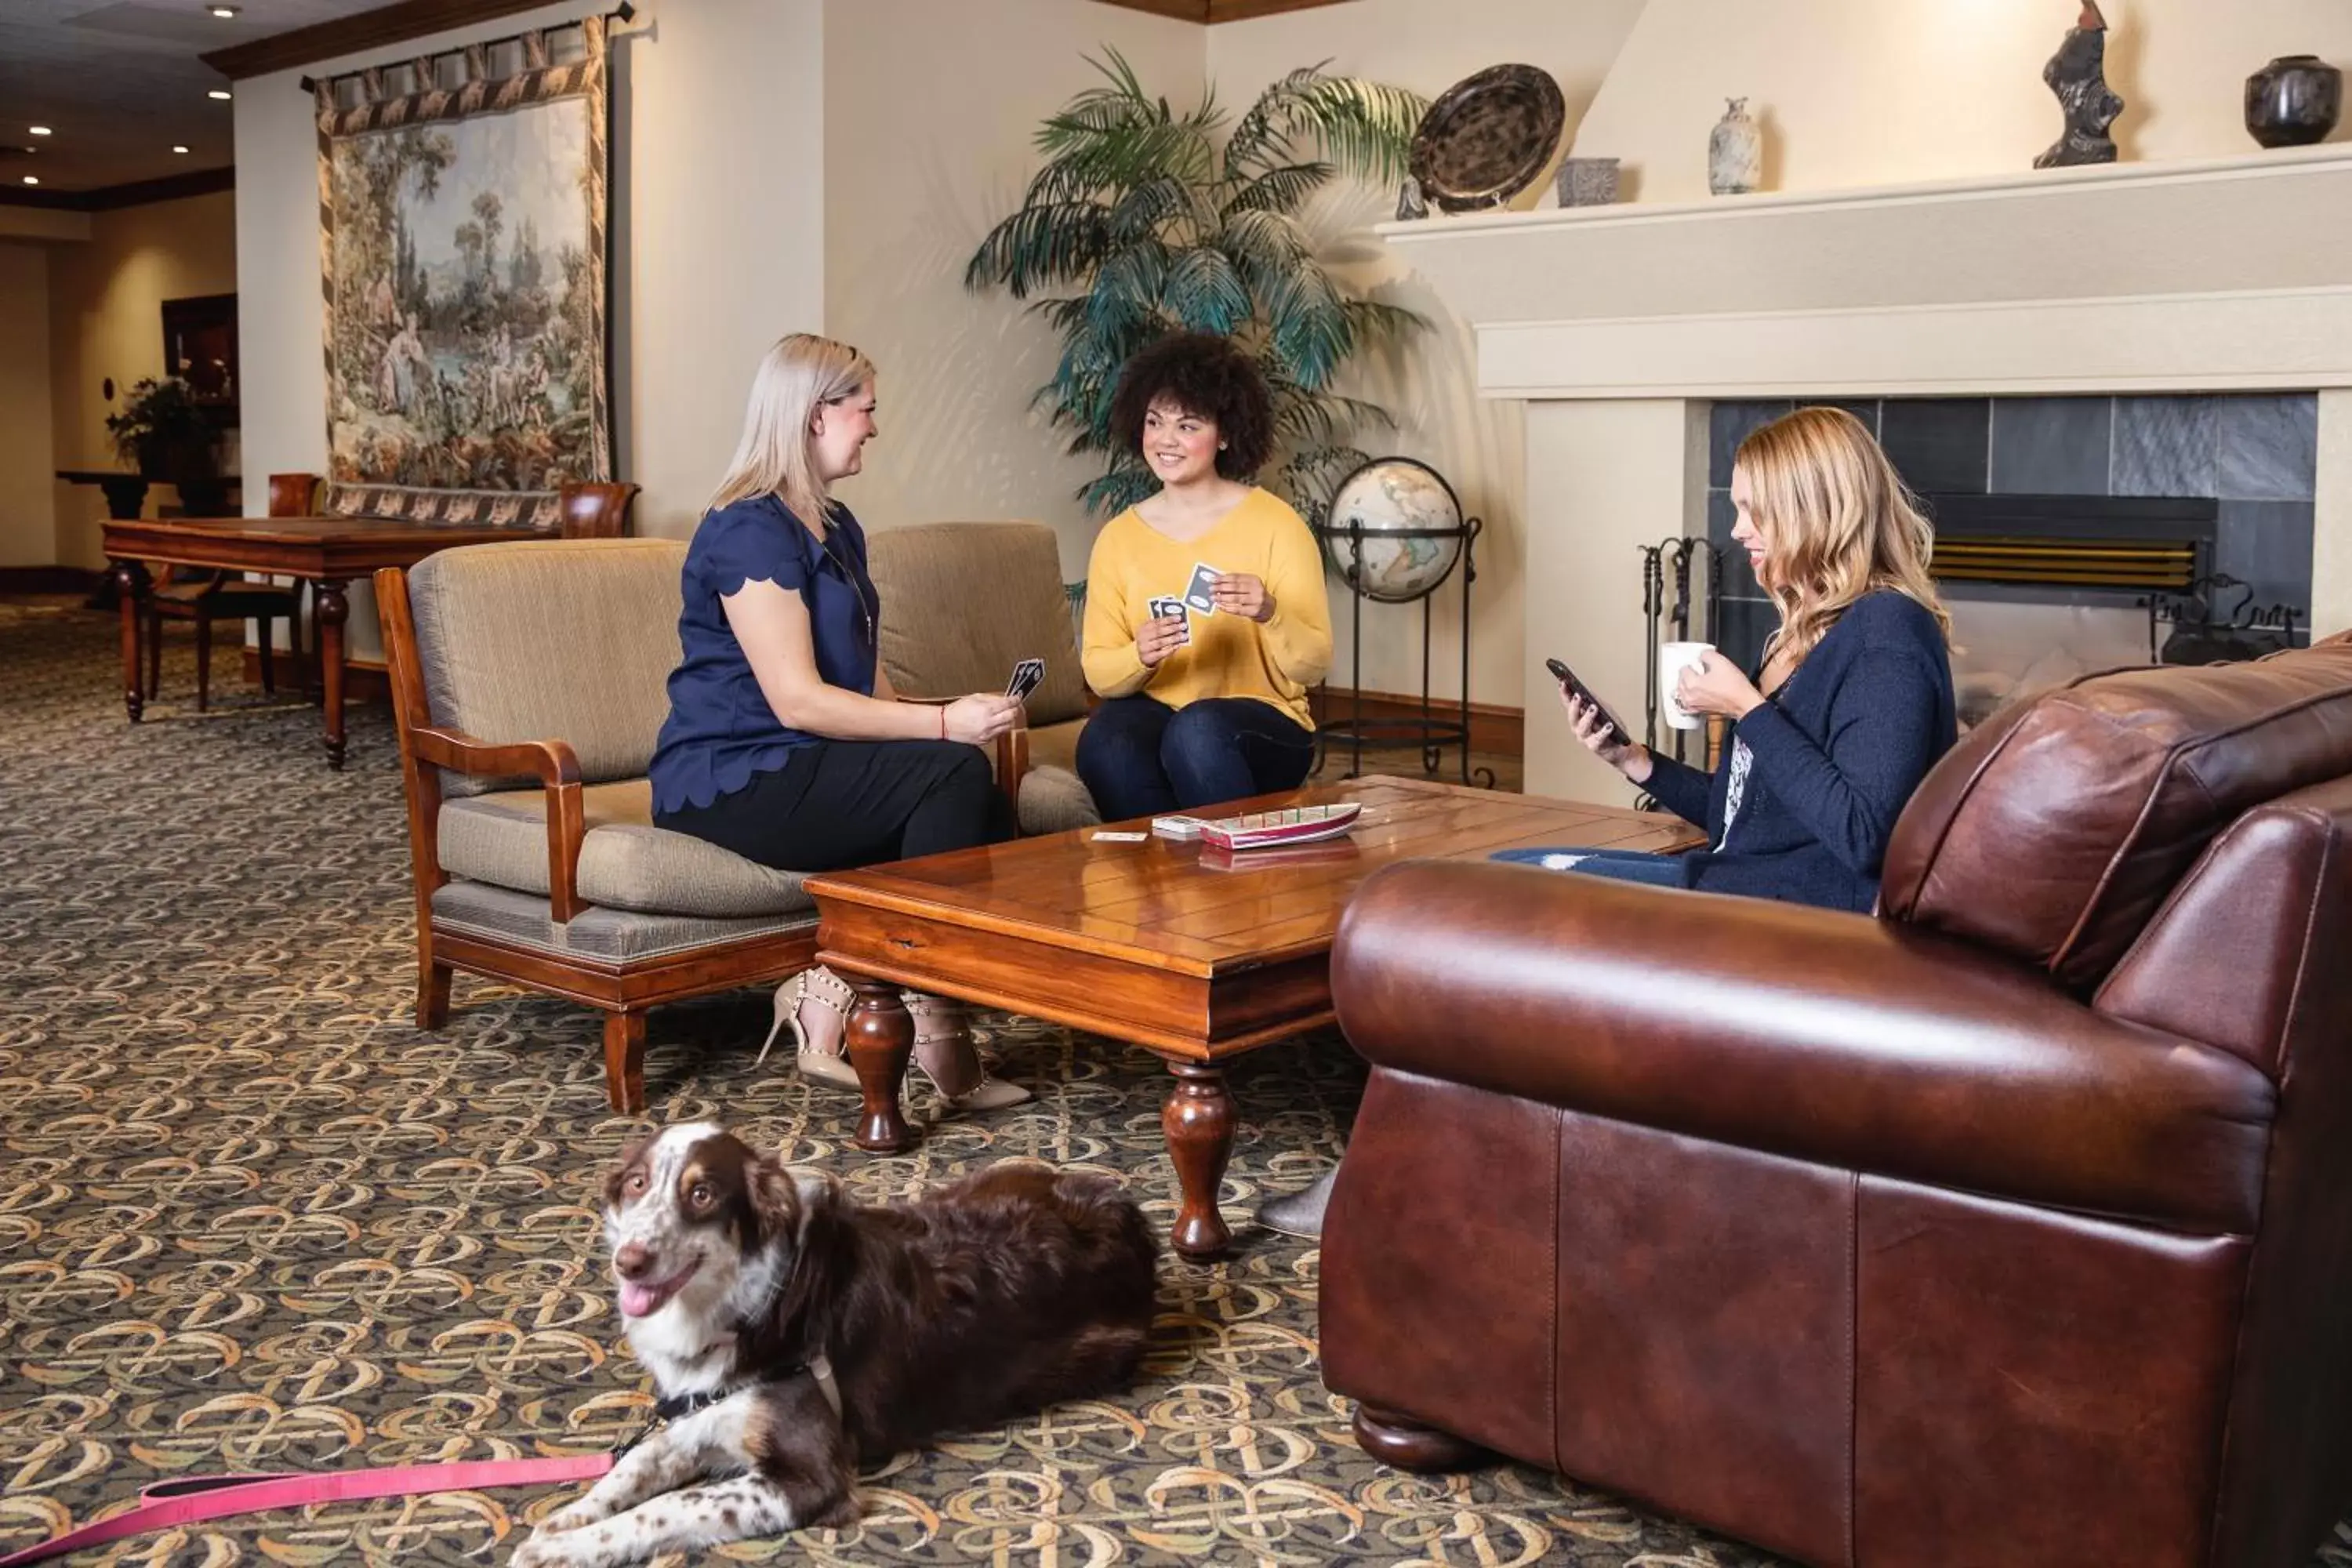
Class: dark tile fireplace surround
1704,395,2319,710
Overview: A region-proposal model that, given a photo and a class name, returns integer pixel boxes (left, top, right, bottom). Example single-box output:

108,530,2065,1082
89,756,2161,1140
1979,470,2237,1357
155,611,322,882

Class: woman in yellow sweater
1077,332,1334,821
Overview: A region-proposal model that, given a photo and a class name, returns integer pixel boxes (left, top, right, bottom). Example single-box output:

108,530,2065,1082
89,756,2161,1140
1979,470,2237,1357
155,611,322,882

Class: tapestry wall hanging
314,16,610,527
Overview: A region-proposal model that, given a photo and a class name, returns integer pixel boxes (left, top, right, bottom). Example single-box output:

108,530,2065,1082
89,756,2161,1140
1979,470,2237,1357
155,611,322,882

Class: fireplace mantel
1378,143,2352,399
1383,143,2352,801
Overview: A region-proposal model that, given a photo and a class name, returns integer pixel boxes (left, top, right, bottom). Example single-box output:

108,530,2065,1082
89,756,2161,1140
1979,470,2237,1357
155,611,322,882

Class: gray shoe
1257,1168,1338,1240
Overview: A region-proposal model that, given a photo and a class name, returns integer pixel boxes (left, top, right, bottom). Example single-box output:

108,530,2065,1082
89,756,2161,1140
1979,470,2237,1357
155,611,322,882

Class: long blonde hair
707,333,876,524
1734,405,1952,665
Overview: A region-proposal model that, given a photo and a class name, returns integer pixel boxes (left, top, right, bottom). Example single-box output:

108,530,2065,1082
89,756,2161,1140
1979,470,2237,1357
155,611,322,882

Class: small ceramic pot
1555,156,1621,207
2245,55,2343,148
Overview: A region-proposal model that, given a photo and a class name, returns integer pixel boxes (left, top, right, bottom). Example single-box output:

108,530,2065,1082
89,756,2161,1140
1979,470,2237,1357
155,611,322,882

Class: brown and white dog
511,1123,1158,1567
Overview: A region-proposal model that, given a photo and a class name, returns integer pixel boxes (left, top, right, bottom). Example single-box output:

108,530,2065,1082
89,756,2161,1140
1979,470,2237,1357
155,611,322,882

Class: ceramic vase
1555,156,1621,207
2245,55,2343,148
1709,98,1762,196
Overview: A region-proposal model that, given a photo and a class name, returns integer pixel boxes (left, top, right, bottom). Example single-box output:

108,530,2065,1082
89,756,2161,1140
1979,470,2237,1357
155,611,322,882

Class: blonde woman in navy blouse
650,334,1029,1112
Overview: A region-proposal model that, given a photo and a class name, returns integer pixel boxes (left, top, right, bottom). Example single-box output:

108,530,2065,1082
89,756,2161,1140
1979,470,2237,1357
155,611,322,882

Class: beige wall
1207,0,1646,701
47,191,238,568
0,244,56,568
821,0,1202,578
234,0,827,655
1576,0,2352,204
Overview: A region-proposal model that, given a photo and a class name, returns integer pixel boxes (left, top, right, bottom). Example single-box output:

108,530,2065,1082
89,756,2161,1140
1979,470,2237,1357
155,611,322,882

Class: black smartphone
1545,657,1632,746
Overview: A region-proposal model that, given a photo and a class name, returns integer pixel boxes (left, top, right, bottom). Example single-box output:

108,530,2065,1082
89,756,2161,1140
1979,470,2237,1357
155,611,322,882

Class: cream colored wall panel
1523,398,1703,805
0,244,56,568
2316,390,2352,641
1572,0,2352,204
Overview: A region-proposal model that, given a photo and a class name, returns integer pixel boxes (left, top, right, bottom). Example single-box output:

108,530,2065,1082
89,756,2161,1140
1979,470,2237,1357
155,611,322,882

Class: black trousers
655,739,1014,872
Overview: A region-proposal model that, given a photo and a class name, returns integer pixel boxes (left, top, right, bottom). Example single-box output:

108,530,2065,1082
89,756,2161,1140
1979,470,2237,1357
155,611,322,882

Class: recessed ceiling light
21,176,38,186
172,144,191,154
208,89,231,100
209,5,241,14
29,125,52,136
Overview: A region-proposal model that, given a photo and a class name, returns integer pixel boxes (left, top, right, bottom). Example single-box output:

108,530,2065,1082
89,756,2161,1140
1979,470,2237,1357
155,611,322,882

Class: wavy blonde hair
708,333,876,524
1735,405,1952,665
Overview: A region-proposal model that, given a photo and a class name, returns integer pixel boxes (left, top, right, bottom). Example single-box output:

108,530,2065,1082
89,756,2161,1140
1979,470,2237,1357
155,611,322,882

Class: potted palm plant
967,52,1428,521
106,376,227,517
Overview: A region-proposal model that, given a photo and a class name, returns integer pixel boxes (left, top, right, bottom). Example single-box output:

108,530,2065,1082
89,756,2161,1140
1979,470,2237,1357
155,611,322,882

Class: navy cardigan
1643,590,1956,913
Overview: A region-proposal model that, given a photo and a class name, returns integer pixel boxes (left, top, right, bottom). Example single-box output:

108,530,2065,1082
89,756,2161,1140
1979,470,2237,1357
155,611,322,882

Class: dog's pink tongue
619,1279,659,1318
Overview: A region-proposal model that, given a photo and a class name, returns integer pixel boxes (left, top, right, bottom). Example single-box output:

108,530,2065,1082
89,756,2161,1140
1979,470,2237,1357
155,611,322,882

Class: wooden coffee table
804,775,1702,1259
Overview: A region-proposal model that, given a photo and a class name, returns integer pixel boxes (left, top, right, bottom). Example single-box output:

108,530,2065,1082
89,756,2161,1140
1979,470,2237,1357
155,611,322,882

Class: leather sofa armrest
412,728,587,920
1332,860,2276,1232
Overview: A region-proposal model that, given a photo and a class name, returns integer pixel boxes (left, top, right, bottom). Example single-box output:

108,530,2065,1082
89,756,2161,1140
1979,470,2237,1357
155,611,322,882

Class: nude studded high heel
902,992,1031,1112
761,964,860,1090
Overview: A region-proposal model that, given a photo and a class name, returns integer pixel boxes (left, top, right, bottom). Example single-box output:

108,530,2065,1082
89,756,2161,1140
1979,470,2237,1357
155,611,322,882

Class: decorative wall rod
298,3,635,95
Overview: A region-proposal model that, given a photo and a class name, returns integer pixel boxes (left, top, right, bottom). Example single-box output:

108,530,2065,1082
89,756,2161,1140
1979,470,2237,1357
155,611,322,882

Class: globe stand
1312,516,1492,788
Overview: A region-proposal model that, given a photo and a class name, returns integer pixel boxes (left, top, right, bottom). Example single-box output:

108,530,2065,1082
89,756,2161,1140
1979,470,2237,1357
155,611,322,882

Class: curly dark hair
1108,332,1275,480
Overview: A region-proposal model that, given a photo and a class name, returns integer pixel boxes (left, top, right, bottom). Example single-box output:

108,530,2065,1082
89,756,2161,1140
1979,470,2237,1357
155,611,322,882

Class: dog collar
646,1355,841,1428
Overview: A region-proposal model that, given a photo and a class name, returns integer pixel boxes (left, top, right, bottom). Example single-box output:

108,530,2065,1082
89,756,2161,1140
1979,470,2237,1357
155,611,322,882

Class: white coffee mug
1658,641,1716,731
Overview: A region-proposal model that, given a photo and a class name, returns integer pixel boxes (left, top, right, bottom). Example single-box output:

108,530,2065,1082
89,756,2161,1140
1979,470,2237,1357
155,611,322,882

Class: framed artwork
312,16,611,527
162,292,238,425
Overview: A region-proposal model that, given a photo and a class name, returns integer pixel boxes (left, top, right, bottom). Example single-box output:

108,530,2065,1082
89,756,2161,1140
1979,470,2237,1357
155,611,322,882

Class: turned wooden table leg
1163,1059,1236,1261
844,976,914,1152
112,561,149,722
315,579,349,768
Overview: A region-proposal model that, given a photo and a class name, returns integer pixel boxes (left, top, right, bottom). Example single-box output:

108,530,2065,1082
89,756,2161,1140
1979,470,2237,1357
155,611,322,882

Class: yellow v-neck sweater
1080,487,1334,729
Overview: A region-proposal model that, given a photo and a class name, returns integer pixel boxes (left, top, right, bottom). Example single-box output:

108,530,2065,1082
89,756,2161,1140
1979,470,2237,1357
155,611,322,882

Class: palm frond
1258,257,1351,391
964,201,1113,298
1281,76,1427,185
1106,175,1195,245
1163,245,1250,335
1222,160,1334,220
1222,63,1329,182
1029,118,1216,207
1278,443,1373,528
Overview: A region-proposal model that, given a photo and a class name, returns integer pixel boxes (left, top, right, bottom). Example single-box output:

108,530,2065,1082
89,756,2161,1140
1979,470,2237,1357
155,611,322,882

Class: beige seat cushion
1026,716,1085,776
1018,764,1101,837
437,779,811,919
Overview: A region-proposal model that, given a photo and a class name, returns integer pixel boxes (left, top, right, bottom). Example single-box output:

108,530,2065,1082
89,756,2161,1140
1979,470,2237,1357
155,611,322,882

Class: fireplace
1702,393,2317,731
1377,147,2352,801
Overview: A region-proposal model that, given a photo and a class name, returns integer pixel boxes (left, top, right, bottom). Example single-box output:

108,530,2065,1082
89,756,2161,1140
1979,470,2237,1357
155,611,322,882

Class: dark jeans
1489,845,1692,888
1076,694,1317,822
655,739,1014,871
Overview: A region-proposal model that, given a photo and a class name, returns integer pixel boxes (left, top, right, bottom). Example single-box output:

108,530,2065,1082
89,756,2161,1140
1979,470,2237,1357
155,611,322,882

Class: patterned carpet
0,604,2325,1567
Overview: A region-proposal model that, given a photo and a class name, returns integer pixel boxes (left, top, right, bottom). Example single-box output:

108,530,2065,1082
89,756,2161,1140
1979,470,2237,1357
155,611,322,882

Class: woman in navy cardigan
1525,404,1957,913
1258,407,1958,1242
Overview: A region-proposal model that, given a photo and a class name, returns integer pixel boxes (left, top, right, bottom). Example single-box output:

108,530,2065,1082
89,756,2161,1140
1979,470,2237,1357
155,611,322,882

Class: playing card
1146,596,1191,643
1182,563,1220,615
1004,657,1045,700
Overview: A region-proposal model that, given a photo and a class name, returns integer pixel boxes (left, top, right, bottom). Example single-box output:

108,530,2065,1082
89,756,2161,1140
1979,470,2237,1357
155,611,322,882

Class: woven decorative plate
1409,64,1567,212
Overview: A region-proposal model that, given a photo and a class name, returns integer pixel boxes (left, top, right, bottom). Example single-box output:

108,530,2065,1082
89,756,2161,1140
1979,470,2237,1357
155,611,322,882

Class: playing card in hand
1004,657,1046,700
1146,596,1191,644
1182,563,1220,615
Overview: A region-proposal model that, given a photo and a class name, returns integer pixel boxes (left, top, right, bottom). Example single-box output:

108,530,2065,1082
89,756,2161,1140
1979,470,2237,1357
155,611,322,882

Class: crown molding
0,165,234,212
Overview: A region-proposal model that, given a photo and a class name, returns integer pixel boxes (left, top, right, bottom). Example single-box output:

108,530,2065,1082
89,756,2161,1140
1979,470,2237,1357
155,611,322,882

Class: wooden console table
103,515,552,769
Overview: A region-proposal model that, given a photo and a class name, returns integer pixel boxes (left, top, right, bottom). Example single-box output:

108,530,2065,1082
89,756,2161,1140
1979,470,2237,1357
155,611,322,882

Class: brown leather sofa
1320,632,2352,1568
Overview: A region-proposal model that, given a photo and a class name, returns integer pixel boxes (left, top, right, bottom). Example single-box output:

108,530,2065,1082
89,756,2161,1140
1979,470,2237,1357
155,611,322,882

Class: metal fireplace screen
1921,495,2216,591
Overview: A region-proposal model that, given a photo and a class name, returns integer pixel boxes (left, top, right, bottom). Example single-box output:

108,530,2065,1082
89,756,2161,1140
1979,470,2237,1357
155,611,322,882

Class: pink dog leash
0,1453,613,1566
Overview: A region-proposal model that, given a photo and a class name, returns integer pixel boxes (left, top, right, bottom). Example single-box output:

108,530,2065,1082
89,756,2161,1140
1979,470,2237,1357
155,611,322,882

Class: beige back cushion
867,521,1087,726
408,538,685,797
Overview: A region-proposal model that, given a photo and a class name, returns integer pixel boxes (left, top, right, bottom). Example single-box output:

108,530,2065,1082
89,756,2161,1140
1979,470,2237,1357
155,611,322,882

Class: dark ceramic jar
2245,55,2343,149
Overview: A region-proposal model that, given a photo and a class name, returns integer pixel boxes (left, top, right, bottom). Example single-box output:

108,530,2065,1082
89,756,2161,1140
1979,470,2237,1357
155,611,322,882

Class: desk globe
1320,456,1468,601
1311,456,1487,786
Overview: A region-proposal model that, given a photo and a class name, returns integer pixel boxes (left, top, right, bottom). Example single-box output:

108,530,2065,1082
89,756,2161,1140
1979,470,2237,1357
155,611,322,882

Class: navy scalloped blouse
648,495,879,817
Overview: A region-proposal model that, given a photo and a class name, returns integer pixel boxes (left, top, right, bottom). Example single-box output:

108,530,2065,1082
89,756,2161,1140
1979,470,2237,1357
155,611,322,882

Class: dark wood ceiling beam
0,165,234,212
197,0,1362,85
202,0,576,81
